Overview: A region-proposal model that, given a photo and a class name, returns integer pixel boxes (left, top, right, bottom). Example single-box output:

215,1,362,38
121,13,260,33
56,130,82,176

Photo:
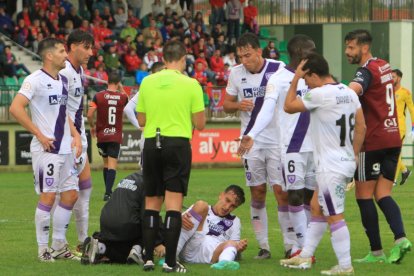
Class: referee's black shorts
142,137,191,196
97,142,121,159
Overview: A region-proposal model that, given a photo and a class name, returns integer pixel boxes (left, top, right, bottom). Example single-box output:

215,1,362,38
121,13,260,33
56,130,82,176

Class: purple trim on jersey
67,59,81,74
79,178,92,190
39,168,44,192
288,205,304,213
285,65,295,74
286,111,310,153
255,59,267,74
278,205,289,212
189,209,203,223
206,215,236,237
330,220,346,233
323,190,336,216
311,216,327,223
37,202,52,212
281,166,286,187
40,69,59,80
74,96,83,134
51,75,68,153
243,62,281,135
58,201,74,211
251,200,265,209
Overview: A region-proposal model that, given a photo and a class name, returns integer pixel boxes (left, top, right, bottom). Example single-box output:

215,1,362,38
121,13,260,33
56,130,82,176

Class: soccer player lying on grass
81,171,165,265
175,185,247,271
279,54,366,275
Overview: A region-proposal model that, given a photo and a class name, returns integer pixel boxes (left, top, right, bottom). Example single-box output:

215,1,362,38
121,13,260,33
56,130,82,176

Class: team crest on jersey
45,178,54,186
265,72,274,80
212,88,222,106
246,172,252,180
335,184,345,199
287,175,296,184
223,219,233,228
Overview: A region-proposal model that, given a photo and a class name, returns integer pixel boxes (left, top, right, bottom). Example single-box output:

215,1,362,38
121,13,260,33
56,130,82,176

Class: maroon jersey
91,90,128,143
351,58,401,151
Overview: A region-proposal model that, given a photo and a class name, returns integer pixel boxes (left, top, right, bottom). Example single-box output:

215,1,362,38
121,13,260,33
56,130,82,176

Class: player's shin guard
219,246,238,262
106,169,116,195
52,202,73,250
142,210,160,262
251,201,269,250
377,196,406,240
278,205,296,252
357,199,382,251
36,202,52,253
301,216,327,258
288,204,307,249
73,178,92,243
330,220,351,269
164,210,182,268
177,209,202,254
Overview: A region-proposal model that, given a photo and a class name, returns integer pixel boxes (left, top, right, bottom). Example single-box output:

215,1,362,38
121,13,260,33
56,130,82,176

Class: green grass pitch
0,168,412,275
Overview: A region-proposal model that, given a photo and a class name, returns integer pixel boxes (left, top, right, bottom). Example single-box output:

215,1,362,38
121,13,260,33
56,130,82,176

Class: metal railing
195,0,414,25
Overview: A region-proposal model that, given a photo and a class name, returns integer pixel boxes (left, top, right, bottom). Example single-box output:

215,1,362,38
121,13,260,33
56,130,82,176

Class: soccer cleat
353,252,387,263
211,260,240,270
38,248,55,263
400,169,412,185
162,261,187,273
80,237,91,265
86,238,99,264
388,238,412,264
320,265,354,275
143,260,155,271
103,193,111,201
127,245,144,265
289,250,316,264
73,242,84,257
254,248,271,259
50,245,81,261
280,256,313,269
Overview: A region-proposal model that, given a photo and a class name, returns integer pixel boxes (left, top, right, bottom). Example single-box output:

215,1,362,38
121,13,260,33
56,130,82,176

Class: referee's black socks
143,210,160,261
164,210,182,268
377,196,406,240
357,199,382,251
105,169,116,195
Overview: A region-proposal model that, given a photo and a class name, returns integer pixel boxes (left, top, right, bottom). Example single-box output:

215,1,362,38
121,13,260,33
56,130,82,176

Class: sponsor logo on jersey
49,95,58,105
380,73,393,84
287,175,296,184
45,178,54,186
243,86,266,98
104,127,117,134
74,87,82,97
384,118,398,128
378,63,391,74
336,95,351,104
265,72,274,80
104,93,121,100
118,179,137,191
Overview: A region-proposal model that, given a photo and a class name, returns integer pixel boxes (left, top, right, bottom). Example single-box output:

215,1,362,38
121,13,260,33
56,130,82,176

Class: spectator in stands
40,20,50,37
142,18,163,44
94,54,105,69
152,0,165,18
101,6,115,28
30,19,42,41
79,19,94,35
143,47,160,69
58,6,69,28
91,9,103,26
167,0,183,16
127,9,141,29
243,0,259,34
2,46,31,77
262,40,280,60
160,20,174,42
32,32,44,54
153,37,164,59
206,36,216,58
226,0,243,45
16,6,31,28
104,43,122,73
210,48,224,73
135,62,149,85
134,33,146,58
193,60,208,86
14,18,31,48
210,0,225,26
61,0,73,13
181,10,192,30
172,12,184,35
0,7,14,35
193,37,207,59
68,7,83,29
92,0,108,16
180,0,193,11
185,22,200,44
223,50,237,68
211,23,225,43
128,0,143,18
194,11,206,33
93,63,109,83
124,49,142,74
215,33,228,55
63,20,75,36
49,19,62,37
94,20,114,47
114,6,129,36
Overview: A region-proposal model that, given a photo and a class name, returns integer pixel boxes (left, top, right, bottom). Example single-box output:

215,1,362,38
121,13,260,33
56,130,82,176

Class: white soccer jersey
124,92,140,129
18,69,72,154
302,83,361,177
226,59,284,147
265,67,313,152
201,206,241,245
60,60,87,148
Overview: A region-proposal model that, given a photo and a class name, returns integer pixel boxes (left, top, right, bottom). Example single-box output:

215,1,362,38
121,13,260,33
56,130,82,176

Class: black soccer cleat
400,169,412,185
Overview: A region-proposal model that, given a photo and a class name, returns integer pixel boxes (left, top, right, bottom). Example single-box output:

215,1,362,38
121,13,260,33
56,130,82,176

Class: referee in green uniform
136,40,206,273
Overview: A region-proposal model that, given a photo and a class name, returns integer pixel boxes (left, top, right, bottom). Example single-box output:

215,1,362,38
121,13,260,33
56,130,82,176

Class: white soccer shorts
316,172,351,217
282,151,316,191
243,147,282,187
179,232,220,264
75,147,88,175
32,151,79,194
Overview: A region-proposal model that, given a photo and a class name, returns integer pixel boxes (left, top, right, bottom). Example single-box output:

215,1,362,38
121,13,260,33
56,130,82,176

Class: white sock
330,220,351,269
35,202,52,254
51,202,73,250
98,242,106,254
251,201,269,250
288,205,307,249
278,205,296,252
73,180,92,243
218,246,237,262
304,204,311,224
300,217,327,258
177,208,202,255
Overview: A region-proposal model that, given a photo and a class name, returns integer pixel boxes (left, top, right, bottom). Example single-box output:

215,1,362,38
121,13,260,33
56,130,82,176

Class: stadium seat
278,40,288,52
259,39,268,49
0,91,12,107
279,53,290,64
4,76,18,86
18,76,25,85
259,27,278,40
122,76,136,86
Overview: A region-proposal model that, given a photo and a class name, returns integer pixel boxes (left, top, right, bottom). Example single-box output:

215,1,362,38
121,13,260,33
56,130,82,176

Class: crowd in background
0,0,281,88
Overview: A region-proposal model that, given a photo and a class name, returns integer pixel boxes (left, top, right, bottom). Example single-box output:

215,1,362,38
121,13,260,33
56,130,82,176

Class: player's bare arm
284,59,308,113
182,212,195,231
68,117,82,158
353,107,366,165
348,81,363,96
10,94,55,151
223,94,254,113
237,135,253,156
192,110,206,130
137,112,146,127
86,105,97,138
